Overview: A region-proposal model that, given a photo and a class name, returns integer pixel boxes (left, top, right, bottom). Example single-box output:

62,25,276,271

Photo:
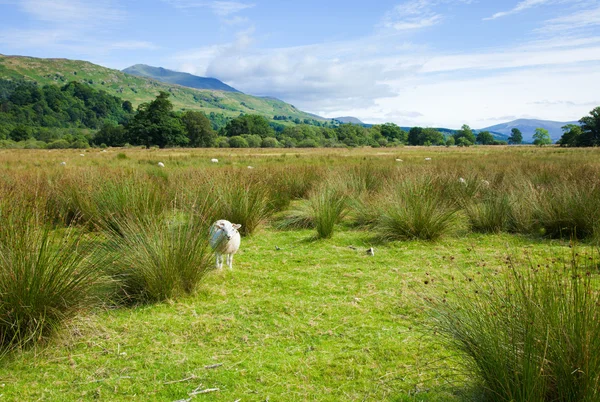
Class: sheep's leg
227,254,233,269
215,253,223,269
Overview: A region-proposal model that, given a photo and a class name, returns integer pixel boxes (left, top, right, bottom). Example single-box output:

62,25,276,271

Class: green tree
578,107,600,147
445,136,455,147
407,127,423,145
93,123,127,147
181,111,216,147
224,114,275,138
228,136,249,148
126,92,187,148
533,128,552,146
9,125,31,142
378,123,407,143
508,128,523,144
476,131,494,145
557,124,582,147
421,128,445,145
453,124,476,144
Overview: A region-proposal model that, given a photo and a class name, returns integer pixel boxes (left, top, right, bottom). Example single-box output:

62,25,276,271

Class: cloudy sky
1,0,599,128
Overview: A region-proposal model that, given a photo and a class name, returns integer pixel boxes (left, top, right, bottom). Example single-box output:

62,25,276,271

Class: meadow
0,146,599,401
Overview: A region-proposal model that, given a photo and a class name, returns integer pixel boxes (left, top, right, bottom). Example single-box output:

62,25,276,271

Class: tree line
2,79,599,148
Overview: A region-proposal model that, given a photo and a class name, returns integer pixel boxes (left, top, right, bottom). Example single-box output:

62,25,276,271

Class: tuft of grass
212,173,273,236
0,207,102,352
533,182,600,240
431,251,600,402
465,192,512,233
375,179,460,241
309,181,348,239
103,214,212,304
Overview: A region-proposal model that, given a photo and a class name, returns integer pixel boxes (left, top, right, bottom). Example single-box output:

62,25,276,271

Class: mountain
0,54,327,124
480,119,579,142
123,64,241,93
334,116,364,124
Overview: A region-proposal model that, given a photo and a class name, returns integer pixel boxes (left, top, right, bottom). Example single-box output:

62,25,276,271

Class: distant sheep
459,177,467,185
396,159,403,162
79,153,85,157
209,220,242,269
247,166,254,169
211,158,219,163
158,162,165,168
425,157,432,161
60,161,66,166
481,180,490,187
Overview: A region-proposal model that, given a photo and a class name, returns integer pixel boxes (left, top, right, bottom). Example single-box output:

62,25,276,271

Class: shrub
309,181,348,239
375,179,460,241
431,251,600,402
465,192,512,233
104,214,212,304
0,208,102,351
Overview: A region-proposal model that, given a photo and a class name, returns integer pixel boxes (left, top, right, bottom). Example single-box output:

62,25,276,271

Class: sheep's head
216,221,242,240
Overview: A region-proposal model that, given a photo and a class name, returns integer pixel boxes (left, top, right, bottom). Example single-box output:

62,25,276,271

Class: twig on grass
189,387,220,396
164,375,198,385
204,363,223,369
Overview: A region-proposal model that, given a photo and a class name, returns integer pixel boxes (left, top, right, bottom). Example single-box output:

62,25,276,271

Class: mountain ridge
480,118,578,142
122,64,241,93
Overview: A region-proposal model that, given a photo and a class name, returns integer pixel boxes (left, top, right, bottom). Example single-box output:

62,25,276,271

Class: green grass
0,229,579,401
1,147,600,400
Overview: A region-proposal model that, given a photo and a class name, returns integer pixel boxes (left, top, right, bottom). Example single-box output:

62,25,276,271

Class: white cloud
162,0,254,15
537,5,600,32
381,0,444,31
484,0,550,20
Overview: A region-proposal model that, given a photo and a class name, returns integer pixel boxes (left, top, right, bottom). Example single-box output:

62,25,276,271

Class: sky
1,0,599,128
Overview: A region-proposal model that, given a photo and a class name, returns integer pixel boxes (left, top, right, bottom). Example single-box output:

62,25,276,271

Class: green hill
0,54,326,124
123,64,241,93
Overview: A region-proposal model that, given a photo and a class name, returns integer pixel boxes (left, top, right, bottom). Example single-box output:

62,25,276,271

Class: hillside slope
123,64,241,93
480,119,578,142
0,54,325,123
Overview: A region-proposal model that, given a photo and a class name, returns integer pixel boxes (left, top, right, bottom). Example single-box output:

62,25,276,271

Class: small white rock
481,180,490,187
158,162,165,168
211,158,219,163
459,177,467,185
60,161,66,166
395,158,403,162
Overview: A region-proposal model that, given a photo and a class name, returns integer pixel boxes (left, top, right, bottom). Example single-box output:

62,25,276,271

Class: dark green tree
557,124,582,147
578,107,600,146
508,128,523,144
379,123,407,143
93,123,127,147
453,124,476,144
9,125,31,142
181,110,216,147
476,131,494,145
224,114,275,138
407,127,423,145
126,92,187,148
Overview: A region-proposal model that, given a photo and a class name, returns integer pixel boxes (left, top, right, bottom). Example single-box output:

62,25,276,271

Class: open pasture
0,146,599,401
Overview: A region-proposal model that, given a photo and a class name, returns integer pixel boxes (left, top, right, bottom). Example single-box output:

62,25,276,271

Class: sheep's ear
233,224,242,230
216,222,225,229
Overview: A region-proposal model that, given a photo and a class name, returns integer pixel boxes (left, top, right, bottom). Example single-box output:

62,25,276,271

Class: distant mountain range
480,119,578,142
0,54,325,124
122,64,241,93
334,116,365,124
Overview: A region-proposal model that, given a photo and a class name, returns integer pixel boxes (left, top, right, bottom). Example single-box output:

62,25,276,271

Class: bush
375,179,460,241
104,214,212,304
228,136,249,148
309,181,348,239
0,207,102,351
47,139,70,149
431,251,600,401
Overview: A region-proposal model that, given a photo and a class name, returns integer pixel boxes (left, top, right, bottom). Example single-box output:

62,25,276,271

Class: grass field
0,146,598,401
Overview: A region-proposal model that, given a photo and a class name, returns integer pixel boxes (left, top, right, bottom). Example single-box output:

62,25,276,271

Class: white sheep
425,157,432,161
79,153,85,157
211,158,219,163
459,177,467,185
158,162,165,168
395,159,403,162
247,166,254,169
60,161,66,166
209,219,242,269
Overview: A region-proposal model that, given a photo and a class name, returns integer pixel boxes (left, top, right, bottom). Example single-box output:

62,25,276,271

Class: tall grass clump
90,175,169,234
104,214,212,304
431,252,600,401
212,173,273,236
308,180,348,239
533,182,600,240
0,207,102,352
465,192,512,233
375,179,460,241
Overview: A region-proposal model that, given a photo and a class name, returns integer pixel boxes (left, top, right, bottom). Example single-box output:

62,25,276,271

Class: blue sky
1,0,599,128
